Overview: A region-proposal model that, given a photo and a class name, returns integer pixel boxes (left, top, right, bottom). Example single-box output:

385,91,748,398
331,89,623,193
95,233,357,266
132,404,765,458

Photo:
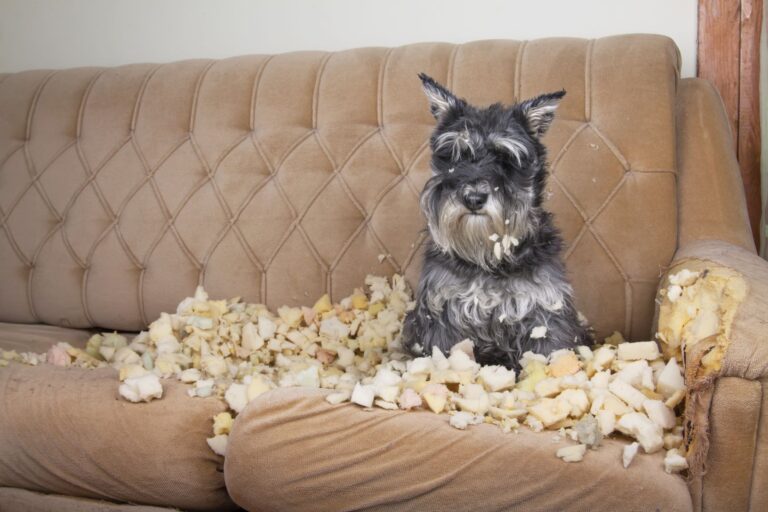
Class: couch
0,34,765,511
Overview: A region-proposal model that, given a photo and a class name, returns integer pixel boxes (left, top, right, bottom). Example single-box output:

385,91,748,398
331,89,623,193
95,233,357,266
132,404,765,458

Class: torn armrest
654,239,768,484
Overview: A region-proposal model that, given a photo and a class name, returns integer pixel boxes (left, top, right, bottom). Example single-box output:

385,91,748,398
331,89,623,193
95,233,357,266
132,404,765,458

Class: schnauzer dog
401,73,592,369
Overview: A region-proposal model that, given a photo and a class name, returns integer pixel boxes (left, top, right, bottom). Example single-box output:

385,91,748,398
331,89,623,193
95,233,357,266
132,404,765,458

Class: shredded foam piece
118,373,163,403
617,341,660,361
206,434,228,456
3,274,695,473
623,442,640,468
556,444,587,462
449,411,484,430
664,448,689,474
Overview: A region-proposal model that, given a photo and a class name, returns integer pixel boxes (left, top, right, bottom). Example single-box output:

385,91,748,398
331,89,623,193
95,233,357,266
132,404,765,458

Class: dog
400,73,592,370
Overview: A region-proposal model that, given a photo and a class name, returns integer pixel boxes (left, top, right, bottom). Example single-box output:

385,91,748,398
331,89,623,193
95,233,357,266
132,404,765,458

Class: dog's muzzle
461,191,488,212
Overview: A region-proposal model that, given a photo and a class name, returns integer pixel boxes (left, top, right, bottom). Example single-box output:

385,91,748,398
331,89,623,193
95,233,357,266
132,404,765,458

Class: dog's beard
429,194,508,270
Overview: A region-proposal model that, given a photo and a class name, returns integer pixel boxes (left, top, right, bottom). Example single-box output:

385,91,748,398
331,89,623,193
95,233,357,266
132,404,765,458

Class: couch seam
78,65,161,326
376,48,392,130
187,60,216,134
585,39,594,122
246,55,334,302
27,69,106,326
185,60,226,287
375,46,428,274
747,378,766,511
245,54,274,301
129,63,210,326
514,40,528,101
323,129,397,281
21,70,59,324
77,66,157,326
192,133,264,277
447,44,459,92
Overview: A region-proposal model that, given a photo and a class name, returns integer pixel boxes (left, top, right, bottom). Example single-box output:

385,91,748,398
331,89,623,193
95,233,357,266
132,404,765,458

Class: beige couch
0,35,765,511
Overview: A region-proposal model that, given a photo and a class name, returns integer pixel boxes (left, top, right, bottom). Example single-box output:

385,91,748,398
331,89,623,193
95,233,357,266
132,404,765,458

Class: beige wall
0,0,697,76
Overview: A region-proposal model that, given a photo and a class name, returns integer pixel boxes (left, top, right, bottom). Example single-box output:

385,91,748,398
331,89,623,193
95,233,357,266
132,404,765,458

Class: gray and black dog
401,74,592,370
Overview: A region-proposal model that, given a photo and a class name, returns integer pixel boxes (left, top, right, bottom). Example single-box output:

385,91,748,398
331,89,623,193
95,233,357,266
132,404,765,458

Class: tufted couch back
0,35,680,339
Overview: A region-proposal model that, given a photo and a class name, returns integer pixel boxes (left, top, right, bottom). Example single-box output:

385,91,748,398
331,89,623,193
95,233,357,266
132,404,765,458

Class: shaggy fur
401,74,592,369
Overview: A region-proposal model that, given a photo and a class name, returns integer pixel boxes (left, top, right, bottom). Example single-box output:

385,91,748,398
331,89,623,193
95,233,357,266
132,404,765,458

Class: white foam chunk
556,444,587,462
616,412,664,453
206,434,228,456
449,411,483,430
617,341,660,361
351,382,375,408
643,399,676,429
622,442,639,468
656,358,685,398
608,379,647,411
225,383,249,413
119,373,163,403
664,449,689,474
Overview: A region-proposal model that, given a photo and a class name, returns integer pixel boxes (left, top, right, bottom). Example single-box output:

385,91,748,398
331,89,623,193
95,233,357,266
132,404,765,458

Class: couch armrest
676,78,755,252
655,240,768,512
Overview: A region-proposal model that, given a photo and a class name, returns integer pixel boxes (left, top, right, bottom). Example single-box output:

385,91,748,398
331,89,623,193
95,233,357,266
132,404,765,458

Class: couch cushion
225,388,692,512
0,363,235,511
0,321,93,353
0,35,679,341
0,487,178,512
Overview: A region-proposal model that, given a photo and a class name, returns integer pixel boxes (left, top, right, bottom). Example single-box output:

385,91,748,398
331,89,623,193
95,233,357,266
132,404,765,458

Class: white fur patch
424,86,455,117
434,129,482,161
489,133,528,165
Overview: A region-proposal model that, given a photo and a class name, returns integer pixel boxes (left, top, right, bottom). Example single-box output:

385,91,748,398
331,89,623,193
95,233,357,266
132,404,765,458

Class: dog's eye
489,134,530,167
433,130,478,162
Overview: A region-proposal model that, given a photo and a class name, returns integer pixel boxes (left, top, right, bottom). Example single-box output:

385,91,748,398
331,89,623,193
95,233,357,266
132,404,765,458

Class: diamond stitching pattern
0,39,679,340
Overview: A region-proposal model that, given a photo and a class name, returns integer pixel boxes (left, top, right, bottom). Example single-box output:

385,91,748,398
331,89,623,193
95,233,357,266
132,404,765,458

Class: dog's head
417,73,564,270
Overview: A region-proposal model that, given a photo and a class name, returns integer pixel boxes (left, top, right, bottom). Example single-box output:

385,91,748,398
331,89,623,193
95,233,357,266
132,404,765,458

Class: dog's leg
401,293,464,358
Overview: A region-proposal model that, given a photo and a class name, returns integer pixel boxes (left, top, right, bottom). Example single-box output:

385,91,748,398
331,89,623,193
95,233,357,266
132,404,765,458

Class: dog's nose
462,192,488,211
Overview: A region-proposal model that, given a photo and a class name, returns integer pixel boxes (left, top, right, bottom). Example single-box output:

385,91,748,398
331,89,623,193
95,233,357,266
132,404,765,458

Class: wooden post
697,0,763,247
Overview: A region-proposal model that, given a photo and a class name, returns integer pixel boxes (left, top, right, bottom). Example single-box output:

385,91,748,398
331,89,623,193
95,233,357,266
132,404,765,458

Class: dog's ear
418,73,464,119
518,90,566,137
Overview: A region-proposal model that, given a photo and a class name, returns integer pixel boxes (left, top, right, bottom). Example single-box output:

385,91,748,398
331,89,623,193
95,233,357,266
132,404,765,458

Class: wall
0,0,697,76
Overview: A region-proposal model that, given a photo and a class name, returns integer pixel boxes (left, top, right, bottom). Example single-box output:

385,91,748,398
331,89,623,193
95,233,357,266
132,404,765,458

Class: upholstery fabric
225,387,693,512
0,487,178,512
0,321,92,353
675,79,755,252
0,364,235,511
0,35,680,341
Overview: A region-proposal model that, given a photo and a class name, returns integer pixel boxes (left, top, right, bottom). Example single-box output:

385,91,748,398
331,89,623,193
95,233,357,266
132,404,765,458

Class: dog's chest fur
423,263,567,328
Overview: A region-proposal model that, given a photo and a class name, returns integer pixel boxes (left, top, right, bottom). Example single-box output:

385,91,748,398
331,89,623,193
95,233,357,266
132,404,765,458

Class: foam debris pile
1,272,700,473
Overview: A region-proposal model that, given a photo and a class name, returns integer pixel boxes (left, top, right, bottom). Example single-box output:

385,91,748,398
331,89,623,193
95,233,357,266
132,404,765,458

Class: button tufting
0,38,678,343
